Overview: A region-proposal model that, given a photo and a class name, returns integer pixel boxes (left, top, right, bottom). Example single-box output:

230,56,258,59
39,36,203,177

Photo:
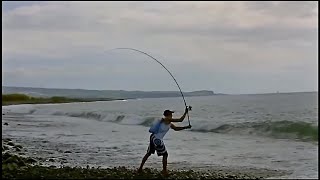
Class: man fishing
137,107,192,176
109,48,193,176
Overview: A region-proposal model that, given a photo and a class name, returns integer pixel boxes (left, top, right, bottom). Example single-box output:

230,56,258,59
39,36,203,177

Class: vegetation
2,93,120,106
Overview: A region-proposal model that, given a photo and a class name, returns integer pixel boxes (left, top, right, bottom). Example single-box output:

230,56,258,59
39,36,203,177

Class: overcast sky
2,1,318,94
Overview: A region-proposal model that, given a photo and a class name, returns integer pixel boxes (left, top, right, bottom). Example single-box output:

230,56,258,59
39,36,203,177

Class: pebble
26,158,37,164
4,138,12,142
7,142,15,146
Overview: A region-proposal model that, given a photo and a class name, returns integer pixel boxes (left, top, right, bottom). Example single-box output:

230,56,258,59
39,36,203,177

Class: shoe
161,170,169,176
136,168,143,174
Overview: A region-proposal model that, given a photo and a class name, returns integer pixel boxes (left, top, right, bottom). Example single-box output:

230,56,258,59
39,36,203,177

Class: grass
2,93,123,106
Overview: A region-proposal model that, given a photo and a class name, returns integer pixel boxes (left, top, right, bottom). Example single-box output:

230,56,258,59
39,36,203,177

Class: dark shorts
147,134,168,156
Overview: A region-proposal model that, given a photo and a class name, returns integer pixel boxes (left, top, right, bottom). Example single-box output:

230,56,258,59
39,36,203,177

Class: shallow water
2,92,318,178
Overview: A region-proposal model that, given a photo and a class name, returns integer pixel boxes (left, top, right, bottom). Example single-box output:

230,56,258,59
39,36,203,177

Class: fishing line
105,48,191,126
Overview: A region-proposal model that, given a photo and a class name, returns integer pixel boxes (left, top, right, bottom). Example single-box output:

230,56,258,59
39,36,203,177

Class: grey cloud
245,1,318,18
2,1,45,12
2,1,318,94
143,25,317,46
3,10,109,32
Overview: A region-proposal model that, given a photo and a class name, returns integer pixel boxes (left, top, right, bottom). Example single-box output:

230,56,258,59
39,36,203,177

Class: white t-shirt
154,120,171,140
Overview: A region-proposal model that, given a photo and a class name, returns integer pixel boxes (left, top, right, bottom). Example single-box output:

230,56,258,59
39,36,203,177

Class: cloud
245,1,318,18
2,1,318,93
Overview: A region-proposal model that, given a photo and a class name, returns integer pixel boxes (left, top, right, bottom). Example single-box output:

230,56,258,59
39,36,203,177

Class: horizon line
2,85,318,95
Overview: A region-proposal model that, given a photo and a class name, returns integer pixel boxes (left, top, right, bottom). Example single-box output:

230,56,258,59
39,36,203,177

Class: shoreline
2,137,289,179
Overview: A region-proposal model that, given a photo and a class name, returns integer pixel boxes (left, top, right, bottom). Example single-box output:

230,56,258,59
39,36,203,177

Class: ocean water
2,92,318,178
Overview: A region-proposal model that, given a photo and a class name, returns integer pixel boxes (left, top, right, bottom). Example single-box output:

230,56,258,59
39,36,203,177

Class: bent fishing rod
106,48,192,126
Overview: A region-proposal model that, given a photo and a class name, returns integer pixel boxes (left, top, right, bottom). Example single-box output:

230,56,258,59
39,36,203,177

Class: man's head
163,110,174,118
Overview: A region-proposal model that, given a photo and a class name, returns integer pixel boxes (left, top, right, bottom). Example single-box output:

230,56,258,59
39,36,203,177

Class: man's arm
170,107,188,122
170,123,191,131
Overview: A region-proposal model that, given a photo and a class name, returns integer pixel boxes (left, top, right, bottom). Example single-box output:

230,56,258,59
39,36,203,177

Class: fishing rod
106,48,192,126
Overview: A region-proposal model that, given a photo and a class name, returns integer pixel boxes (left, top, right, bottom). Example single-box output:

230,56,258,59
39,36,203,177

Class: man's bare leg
138,152,151,173
162,153,169,176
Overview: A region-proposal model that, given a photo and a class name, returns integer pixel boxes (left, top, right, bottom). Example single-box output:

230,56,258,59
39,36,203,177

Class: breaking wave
191,120,318,142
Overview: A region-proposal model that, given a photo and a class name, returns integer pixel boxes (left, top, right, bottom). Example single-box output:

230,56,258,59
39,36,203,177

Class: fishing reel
186,105,192,111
